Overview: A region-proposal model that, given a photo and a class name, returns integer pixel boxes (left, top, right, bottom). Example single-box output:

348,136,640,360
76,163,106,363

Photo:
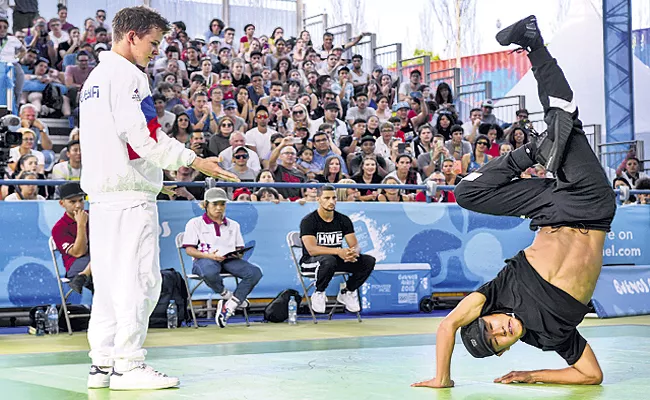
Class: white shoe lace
140,364,169,378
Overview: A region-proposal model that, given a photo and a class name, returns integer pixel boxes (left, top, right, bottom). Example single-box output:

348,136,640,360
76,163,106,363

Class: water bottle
46,304,59,335
35,307,46,336
288,296,297,325
167,300,178,329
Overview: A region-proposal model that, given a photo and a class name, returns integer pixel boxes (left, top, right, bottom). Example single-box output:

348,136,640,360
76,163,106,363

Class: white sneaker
337,289,361,313
311,291,327,313
220,289,233,301
109,364,179,390
87,365,111,389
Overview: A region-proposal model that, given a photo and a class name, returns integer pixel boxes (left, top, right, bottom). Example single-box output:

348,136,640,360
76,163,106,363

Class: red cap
233,188,251,200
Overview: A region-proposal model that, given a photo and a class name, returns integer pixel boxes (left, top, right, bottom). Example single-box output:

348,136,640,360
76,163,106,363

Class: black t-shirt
185,61,201,76
476,251,590,365
232,74,250,87
352,173,382,195
273,164,305,200
299,210,354,263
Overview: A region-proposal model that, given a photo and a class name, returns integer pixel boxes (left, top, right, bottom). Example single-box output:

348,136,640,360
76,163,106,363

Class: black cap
460,318,496,358
324,102,339,111
359,135,376,145
68,139,80,148
59,182,86,200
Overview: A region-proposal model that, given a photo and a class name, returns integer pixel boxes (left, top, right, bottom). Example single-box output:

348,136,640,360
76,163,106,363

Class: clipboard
224,246,254,258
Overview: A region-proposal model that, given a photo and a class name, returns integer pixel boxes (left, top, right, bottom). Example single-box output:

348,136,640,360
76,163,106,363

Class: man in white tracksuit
79,7,237,391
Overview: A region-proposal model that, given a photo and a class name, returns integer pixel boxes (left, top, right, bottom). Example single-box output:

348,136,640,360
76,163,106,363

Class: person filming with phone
183,188,262,328
418,132,454,177
269,136,306,201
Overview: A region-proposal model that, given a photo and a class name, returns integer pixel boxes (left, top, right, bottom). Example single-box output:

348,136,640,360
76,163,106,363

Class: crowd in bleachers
0,2,647,203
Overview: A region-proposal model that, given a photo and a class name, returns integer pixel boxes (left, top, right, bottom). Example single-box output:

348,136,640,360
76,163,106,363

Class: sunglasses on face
234,153,249,160
292,110,304,115
257,114,269,119
221,123,233,128
477,141,489,146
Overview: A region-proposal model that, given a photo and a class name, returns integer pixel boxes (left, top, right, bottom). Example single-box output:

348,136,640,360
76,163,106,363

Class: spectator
187,91,218,135
4,171,45,201
635,178,650,205
188,131,209,158
310,102,347,143
419,171,455,203
412,124,434,159
227,146,257,181
331,66,354,105
221,27,236,50
151,94,176,133
94,9,112,35
238,23,256,55
349,54,369,88
13,1,38,33
445,125,472,161
23,57,71,117
0,16,26,99
506,125,529,150
297,147,320,176
394,99,429,142
479,123,504,157
434,82,453,108
233,188,252,201
418,133,452,177
336,178,360,202
311,131,347,174
48,18,69,49
206,36,221,64
19,47,38,74
153,58,184,87
247,72,268,106
58,127,79,162
221,99,248,132
191,57,218,87
316,155,347,184
266,38,288,70
249,169,283,202
434,111,454,141
348,135,388,177
258,80,284,108
375,95,392,123
81,18,96,45
377,176,411,202
462,108,483,143
461,134,492,175
499,142,513,156
255,187,282,203
218,131,261,172
2,153,48,199
51,182,93,293
481,99,497,124
617,157,647,187
153,46,187,78
374,121,395,159
205,18,225,42
297,180,320,204
207,115,235,156
245,105,277,160
299,184,375,313
346,92,376,125
183,188,262,328
398,70,422,101
230,58,250,87
65,51,94,108
269,137,305,201
286,102,311,133
184,46,202,76
386,153,422,195
234,86,255,128
52,139,81,181
441,158,462,185
205,85,224,117
9,128,45,173
56,5,74,32
612,177,635,205
170,112,193,145
503,108,530,138
352,156,383,201
366,115,381,137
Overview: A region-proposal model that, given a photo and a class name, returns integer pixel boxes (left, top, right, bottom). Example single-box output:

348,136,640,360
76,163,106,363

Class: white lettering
316,231,344,246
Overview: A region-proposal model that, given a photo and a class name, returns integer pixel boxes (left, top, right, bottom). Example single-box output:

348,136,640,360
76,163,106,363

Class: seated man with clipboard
183,188,263,328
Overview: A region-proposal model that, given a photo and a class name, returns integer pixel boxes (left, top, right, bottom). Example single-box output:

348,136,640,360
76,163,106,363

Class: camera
0,114,23,168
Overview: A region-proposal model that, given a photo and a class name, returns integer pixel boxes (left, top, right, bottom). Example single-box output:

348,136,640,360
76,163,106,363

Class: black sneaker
496,15,544,51
69,274,88,294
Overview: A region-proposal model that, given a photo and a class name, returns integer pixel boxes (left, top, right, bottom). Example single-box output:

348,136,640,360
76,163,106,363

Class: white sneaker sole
109,377,180,390
87,375,110,389
336,293,361,313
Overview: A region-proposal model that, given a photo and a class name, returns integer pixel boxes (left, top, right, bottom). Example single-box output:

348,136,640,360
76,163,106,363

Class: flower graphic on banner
401,206,527,289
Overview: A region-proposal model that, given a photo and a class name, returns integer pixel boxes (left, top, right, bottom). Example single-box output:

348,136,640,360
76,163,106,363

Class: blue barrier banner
592,266,650,318
361,264,431,314
0,202,647,309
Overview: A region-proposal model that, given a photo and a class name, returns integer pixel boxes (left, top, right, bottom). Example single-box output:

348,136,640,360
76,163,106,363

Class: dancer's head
112,6,170,67
461,313,526,358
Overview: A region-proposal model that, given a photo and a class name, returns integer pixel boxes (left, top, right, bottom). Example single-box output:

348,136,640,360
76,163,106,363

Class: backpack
29,304,90,332
42,83,64,111
264,289,302,323
149,268,190,328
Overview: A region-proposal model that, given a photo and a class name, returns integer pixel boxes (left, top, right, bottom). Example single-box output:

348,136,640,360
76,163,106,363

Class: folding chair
48,237,91,335
175,233,250,328
286,231,362,324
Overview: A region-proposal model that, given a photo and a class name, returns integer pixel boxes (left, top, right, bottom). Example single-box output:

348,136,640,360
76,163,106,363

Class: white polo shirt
182,213,244,259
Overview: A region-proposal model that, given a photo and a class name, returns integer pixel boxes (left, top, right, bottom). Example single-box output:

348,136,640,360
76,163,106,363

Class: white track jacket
79,51,196,201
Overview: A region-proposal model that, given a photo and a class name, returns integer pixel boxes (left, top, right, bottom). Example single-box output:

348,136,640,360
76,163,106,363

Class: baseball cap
359,135,376,145
269,97,282,105
233,188,251,200
324,102,339,111
460,318,496,358
59,182,86,200
67,139,80,148
373,65,383,72
94,43,108,51
209,36,221,44
392,101,410,112
482,99,494,108
233,146,247,154
223,99,237,109
204,188,229,203
410,91,423,99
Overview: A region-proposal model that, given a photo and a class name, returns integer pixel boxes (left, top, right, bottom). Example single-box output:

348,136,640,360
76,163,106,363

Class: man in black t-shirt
414,16,616,389
299,185,375,314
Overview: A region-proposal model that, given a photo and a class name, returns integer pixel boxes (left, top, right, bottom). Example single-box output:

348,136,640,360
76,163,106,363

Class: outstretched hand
411,377,454,389
494,370,534,384
192,157,240,182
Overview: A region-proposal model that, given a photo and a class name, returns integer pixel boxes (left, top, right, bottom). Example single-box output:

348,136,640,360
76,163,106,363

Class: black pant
455,48,616,231
301,254,375,292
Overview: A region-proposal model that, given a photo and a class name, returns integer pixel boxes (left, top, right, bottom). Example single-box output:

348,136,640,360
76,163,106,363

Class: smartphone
398,143,406,153
291,137,303,145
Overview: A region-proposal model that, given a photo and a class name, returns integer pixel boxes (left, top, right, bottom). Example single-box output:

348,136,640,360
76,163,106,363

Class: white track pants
87,199,161,373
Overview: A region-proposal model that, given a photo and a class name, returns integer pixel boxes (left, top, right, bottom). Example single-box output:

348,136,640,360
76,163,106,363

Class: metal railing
455,81,492,122
397,55,431,91
303,13,327,49
426,67,460,97
372,43,402,77
598,140,645,179
326,23,352,58
583,124,602,155
491,95,525,125
349,33,377,75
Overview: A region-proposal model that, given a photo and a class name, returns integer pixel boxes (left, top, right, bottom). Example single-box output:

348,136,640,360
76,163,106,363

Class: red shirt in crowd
51,212,88,272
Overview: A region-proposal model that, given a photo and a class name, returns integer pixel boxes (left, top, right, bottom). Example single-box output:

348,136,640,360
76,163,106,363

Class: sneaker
69,274,88,294
87,365,111,389
311,291,327,313
215,299,229,328
109,364,179,390
220,289,233,301
337,289,361,313
496,15,544,51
